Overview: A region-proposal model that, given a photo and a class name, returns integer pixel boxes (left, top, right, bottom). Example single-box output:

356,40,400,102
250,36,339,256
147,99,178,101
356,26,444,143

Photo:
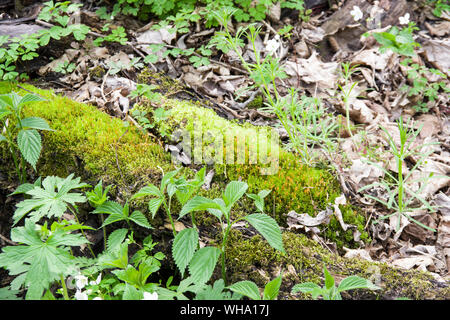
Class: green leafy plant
337,62,360,140
428,0,450,17
92,200,152,230
400,58,449,113
228,273,283,300
0,219,91,300
0,91,51,182
369,22,420,57
358,118,439,232
210,9,338,165
291,265,380,300
53,61,76,74
178,180,284,284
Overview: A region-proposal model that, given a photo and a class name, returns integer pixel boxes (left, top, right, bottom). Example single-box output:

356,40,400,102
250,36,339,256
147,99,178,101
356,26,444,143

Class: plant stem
163,198,176,237
68,205,96,258
60,274,69,300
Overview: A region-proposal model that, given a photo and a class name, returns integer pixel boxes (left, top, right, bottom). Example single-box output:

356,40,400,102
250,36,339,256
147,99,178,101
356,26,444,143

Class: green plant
228,273,283,300
358,118,439,232
178,180,284,284
53,61,76,74
92,200,152,230
400,58,449,113
94,25,128,46
209,9,338,165
369,22,420,57
291,265,380,300
337,62,360,139
0,219,92,300
0,91,51,182
428,0,450,17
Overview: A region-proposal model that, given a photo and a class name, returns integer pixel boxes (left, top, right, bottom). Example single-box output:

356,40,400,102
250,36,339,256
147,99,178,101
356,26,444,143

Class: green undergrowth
225,230,450,300
0,82,447,299
0,82,171,194
135,95,369,247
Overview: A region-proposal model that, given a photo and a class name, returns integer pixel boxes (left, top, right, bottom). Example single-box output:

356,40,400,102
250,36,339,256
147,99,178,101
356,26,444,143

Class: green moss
0,82,172,192
225,230,449,300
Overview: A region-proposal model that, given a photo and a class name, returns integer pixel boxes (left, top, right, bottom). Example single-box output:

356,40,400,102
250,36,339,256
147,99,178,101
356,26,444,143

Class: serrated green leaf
93,201,123,215
323,266,335,290
243,214,284,253
107,228,128,252
129,210,152,229
223,181,248,208
228,281,261,300
17,129,41,169
147,198,163,218
131,184,162,200
172,228,199,276
263,274,282,300
18,117,53,131
179,196,224,219
337,276,381,292
188,247,221,285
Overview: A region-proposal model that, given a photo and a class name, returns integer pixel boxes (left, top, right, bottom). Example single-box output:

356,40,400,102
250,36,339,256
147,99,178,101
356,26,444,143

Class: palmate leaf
188,247,221,285
172,228,199,276
243,213,284,253
12,174,88,225
0,219,88,300
17,129,41,170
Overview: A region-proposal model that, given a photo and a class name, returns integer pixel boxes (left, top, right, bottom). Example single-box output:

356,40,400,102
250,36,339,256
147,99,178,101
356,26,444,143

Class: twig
0,233,17,246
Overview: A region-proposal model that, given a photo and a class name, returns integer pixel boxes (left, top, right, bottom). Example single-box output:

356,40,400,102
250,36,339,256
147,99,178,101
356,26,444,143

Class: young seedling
358,118,440,232
228,273,283,300
291,265,380,300
0,91,52,182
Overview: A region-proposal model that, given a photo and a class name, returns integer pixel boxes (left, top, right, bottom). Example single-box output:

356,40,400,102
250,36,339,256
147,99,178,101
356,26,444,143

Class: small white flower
90,273,102,286
399,13,410,25
350,6,363,21
74,274,89,290
75,290,88,300
92,297,103,300
266,35,280,56
142,291,158,300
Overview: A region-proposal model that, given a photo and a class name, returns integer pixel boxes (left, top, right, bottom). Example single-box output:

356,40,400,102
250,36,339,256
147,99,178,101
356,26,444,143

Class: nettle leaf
0,219,88,300
228,281,261,300
18,117,53,131
17,129,41,170
172,228,199,276
323,266,335,290
188,247,221,285
179,196,224,219
129,210,152,229
12,174,88,225
263,274,282,300
223,181,248,209
291,282,323,299
337,276,381,292
106,228,128,253
243,214,284,253
131,184,163,200
147,198,163,218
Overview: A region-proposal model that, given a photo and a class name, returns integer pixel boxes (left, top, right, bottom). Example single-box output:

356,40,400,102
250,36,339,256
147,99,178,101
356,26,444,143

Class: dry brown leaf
422,39,450,76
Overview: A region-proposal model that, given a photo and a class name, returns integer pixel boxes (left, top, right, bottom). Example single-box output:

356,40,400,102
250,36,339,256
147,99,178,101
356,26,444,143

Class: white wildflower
74,274,89,290
92,297,103,300
75,290,88,300
142,291,158,300
90,273,102,286
350,6,363,21
399,13,410,25
266,35,280,56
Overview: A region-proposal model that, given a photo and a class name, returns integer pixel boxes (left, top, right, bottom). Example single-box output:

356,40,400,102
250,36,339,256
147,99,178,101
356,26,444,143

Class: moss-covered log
0,82,448,299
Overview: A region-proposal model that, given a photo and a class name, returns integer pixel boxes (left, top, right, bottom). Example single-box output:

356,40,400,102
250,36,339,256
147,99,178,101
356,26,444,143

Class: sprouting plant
209,9,339,165
228,273,283,300
368,22,420,57
131,167,206,237
337,62,360,140
0,219,92,300
92,200,152,230
178,180,284,284
0,91,52,182
358,118,440,232
291,265,380,300
94,25,129,46
399,58,449,113
12,174,90,225
53,61,76,74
